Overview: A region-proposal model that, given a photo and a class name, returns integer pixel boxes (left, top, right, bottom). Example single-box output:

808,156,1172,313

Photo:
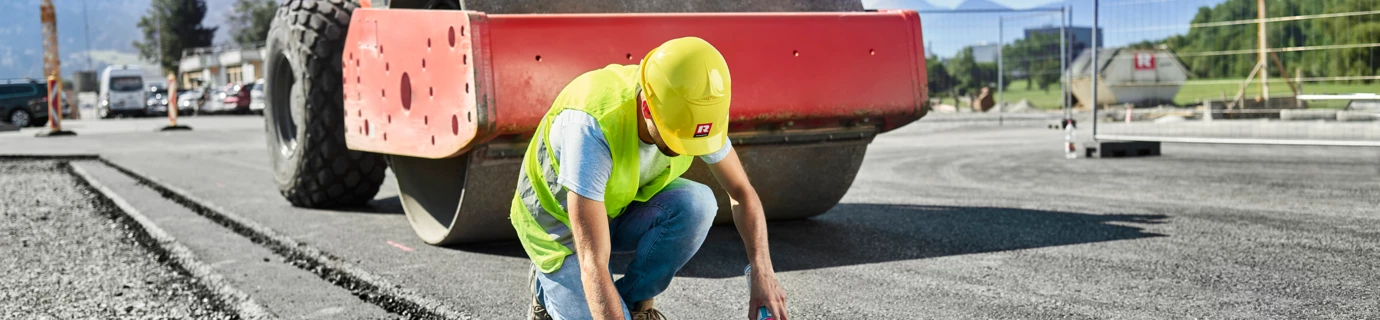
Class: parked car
178,88,205,115
249,79,265,115
98,65,148,118
1,78,69,127
222,83,253,114
200,88,225,114
145,84,171,116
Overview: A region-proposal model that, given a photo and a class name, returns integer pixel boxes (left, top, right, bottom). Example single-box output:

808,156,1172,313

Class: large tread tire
263,0,386,208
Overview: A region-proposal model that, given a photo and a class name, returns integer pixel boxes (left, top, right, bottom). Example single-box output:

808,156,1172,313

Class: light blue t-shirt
549,110,731,202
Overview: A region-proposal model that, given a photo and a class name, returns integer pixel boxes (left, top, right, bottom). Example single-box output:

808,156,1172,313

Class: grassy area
999,80,1065,110
986,79,1377,109
1174,79,1377,107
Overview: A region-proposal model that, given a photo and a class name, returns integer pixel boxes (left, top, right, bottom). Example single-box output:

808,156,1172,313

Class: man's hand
567,191,624,320
708,148,789,320
749,266,789,320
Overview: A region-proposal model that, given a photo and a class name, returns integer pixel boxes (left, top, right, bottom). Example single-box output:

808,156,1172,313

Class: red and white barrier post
35,74,75,137
159,74,192,131
1124,103,1133,123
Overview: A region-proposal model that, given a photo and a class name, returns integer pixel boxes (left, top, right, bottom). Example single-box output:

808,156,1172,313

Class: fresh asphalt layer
2,114,1378,319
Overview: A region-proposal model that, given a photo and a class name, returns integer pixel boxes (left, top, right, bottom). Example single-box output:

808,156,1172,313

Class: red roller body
343,8,928,159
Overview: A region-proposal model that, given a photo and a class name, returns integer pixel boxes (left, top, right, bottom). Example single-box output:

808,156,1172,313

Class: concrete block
0,123,17,132
1084,140,1161,158
1337,111,1379,122
1280,109,1337,121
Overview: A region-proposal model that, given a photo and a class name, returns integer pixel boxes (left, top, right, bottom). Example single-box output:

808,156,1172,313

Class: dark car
143,84,171,115
1,79,69,127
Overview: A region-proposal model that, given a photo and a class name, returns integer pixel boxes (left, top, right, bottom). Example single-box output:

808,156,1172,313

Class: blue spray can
745,265,774,320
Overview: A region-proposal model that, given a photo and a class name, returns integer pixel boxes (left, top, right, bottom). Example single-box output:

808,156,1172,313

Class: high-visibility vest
510,64,694,273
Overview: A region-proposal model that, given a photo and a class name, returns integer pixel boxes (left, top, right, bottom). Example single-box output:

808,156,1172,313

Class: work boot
630,299,667,320
529,296,552,320
529,269,552,320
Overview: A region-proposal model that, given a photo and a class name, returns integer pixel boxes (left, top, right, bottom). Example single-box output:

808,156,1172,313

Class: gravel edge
68,162,277,320
97,158,472,320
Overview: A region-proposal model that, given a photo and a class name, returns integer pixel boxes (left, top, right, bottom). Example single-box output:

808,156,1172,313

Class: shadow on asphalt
451,204,1167,279
327,196,405,215
676,204,1167,278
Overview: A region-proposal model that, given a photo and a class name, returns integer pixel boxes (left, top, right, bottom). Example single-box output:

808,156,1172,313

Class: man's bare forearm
568,192,625,320
729,188,773,270
708,149,789,319
709,149,775,271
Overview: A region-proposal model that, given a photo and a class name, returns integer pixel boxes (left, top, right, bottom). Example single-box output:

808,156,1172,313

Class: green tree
133,0,217,75
1004,32,1061,91
1148,0,1377,83
926,54,956,99
947,47,1005,97
946,48,978,96
229,0,280,46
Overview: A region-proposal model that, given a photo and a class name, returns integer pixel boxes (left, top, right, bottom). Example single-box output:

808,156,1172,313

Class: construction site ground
1,114,1377,319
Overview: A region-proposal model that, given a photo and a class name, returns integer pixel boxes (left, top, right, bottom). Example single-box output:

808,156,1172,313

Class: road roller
261,0,929,245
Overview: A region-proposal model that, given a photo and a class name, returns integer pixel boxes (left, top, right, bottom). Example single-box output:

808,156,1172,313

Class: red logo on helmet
693,123,712,137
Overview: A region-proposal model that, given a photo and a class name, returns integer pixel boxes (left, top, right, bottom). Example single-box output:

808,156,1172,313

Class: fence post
1090,0,1100,139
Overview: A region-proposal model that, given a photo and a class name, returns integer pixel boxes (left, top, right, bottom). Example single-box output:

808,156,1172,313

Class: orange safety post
159,74,192,131
48,76,61,130
35,74,75,137
169,75,178,126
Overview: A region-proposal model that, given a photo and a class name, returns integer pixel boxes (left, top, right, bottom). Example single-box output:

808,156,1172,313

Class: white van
99,65,148,118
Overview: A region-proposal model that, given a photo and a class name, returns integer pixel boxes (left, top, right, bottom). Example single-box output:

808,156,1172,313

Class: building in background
178,44,266,90
1025,26,1102,63
970,43,999,63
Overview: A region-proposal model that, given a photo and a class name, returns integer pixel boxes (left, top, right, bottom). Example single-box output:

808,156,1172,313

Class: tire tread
267,0,385,208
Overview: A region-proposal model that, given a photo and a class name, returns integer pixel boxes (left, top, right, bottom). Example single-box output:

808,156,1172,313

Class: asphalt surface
0,160,233,319
73,160,398,319
2,114,1378,319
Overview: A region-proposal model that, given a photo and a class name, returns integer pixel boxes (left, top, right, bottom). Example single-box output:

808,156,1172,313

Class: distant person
512,37,789,320
197,86,209,114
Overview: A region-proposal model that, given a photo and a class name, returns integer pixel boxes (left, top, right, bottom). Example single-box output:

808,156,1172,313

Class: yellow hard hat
640,37,731,156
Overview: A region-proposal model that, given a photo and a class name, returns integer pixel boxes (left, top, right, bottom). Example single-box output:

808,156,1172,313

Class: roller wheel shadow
441,203,1168,278
673,203,1167,278
325,195,405,215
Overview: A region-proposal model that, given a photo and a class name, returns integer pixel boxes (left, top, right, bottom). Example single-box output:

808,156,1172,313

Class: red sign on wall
1134,52,1156,70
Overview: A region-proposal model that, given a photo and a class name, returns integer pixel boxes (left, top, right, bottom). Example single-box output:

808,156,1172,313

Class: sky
0,0,238,79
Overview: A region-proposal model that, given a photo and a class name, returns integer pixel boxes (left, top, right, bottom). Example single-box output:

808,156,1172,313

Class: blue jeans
535,178,717,320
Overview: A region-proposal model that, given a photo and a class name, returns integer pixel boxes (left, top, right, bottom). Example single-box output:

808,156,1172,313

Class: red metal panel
343,9,485,159
342,9,928,158
485,11,928,135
